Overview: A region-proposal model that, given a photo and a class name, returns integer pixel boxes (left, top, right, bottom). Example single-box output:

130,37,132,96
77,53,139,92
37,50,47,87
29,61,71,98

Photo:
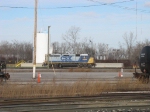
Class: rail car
0,60,10,83
42,54,95,68
133,46,150,83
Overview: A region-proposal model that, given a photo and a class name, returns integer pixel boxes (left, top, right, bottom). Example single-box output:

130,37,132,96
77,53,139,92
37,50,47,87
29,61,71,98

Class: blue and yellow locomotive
43,54,95,68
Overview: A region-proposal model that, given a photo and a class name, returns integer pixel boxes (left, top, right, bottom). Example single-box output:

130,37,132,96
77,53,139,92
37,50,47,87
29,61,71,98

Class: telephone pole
47,26,51,69
33,0,37,78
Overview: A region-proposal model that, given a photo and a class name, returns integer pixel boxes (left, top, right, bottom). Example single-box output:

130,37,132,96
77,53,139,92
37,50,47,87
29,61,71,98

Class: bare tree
62,26,80,54
23,42,32,61
123,32,136,61
142,39,150,46
132,39,150,64
12,40,20,62
0,40,32,63
118,42,128,59
96,43,109,60
0,41,12,59
52,42,60,54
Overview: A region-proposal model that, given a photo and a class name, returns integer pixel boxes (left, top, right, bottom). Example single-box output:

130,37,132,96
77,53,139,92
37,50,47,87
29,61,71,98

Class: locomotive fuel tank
139,46,150,73
133,46,150,83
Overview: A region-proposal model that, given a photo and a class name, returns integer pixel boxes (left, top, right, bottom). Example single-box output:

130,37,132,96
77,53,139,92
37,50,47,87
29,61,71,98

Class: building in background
36,32,53,63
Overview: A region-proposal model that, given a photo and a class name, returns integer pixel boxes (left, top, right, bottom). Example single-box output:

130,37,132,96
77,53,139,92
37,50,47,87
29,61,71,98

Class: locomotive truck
0,60,10,83
133,46,150,83
43,54,95,68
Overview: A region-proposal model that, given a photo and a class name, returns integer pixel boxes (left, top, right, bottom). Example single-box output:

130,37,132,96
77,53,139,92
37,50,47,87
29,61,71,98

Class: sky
0,0,150,48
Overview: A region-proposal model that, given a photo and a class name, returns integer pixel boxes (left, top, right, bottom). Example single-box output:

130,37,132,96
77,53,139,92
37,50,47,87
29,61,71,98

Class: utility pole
47,26,51,69
33,0,37,78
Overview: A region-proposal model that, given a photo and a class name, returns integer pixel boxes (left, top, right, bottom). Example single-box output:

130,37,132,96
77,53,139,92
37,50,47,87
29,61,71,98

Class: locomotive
133,46,150,83
43,54,95,68
0,60,10,83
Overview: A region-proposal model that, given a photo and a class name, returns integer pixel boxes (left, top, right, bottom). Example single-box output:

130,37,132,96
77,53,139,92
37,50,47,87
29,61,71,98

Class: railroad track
6,68,138,72
0,92,150,112
2,77,137,83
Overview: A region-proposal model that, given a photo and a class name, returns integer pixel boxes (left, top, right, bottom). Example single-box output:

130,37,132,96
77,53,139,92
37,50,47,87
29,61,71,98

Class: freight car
42,54,95,68
0,60,10,83
133,46,150,83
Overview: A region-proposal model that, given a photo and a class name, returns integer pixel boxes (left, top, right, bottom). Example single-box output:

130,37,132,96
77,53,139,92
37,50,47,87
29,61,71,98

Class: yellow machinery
15,60,26,67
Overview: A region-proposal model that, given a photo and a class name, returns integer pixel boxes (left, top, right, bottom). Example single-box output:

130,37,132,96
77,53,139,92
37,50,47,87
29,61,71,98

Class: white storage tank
36,32,48,63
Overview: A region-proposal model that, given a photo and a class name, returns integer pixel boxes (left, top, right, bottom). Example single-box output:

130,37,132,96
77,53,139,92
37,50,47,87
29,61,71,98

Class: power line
0,0,150,13
88,0,134,5
89,0,150,13
0,5,104,9
0,6,29,8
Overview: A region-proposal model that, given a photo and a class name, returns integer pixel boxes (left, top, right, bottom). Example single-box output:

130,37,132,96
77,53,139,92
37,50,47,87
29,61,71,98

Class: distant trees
63,28,150,66
62,26,80,54
0,40,32,63
131,39,150,63
122,32,136,61
97,43,108,60
62,26,99,57
0,27,150,66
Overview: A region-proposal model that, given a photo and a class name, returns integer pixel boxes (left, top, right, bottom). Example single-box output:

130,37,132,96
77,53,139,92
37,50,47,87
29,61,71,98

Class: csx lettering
61,56,72,61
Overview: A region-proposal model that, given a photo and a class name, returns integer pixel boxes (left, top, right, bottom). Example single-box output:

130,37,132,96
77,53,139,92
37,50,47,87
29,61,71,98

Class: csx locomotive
133,46,150,83
43,54,95,68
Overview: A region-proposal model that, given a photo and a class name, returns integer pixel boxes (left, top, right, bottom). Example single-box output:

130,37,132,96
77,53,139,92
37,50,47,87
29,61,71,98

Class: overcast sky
0,0,150,48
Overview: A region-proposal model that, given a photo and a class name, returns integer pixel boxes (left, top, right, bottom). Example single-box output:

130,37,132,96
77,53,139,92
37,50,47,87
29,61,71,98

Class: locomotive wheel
82,64,85,67
88,64,92,68
49,64,52,68
78,64,82,68
53,64,58,68
58,64,62,68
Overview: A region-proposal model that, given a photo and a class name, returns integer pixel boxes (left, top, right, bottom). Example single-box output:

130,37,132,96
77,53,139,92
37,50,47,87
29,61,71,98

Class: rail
0,92,150,112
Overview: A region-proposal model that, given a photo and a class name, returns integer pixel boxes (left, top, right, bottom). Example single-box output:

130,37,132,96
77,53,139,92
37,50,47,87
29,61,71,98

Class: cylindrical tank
36,32,48,63
139,46,150,73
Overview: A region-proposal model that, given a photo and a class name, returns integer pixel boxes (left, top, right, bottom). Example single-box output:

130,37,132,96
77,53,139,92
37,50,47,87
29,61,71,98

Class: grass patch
0,79,150,98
